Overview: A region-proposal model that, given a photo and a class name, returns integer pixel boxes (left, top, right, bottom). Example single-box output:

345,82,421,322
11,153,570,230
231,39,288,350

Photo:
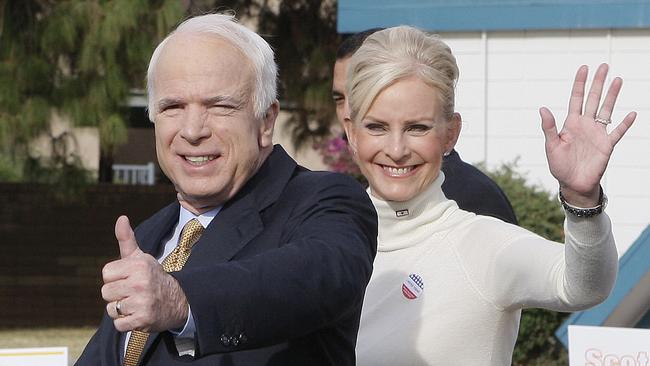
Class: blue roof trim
555,225,650,347
338,1,650,33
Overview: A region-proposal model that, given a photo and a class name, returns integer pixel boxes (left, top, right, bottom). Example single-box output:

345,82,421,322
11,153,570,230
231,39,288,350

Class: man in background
78,13,377,366
332,29,518,224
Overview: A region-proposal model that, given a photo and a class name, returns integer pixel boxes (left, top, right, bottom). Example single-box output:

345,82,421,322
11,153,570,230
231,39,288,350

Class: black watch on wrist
558,186,608,218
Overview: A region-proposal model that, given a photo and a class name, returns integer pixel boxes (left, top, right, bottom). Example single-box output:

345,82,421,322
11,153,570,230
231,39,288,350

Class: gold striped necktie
122,218,204,366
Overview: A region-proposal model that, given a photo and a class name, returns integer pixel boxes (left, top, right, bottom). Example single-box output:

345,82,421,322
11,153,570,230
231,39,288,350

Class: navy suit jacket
441,149,518,225
77,146,378,365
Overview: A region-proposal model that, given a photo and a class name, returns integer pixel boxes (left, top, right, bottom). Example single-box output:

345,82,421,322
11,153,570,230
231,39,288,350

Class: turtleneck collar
369,172,471,252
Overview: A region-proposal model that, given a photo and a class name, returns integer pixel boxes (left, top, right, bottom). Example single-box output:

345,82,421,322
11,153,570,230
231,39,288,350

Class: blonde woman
343,26,636,365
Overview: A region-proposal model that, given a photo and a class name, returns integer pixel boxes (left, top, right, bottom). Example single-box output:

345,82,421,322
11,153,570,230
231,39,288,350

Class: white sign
0,347,67,366
569,325,650,366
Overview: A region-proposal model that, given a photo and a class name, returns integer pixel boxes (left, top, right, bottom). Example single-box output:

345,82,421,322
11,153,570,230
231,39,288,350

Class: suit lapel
190,195,264,263
102,321,122,366
136,202,179,257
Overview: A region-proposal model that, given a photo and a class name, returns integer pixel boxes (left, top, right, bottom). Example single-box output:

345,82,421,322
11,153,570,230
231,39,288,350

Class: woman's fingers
539,107,559,147
568,65,588,116
609,111,637,146
596,77,623,124
584,63,609,118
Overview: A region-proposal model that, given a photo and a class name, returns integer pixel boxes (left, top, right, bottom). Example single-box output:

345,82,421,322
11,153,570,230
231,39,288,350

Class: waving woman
344,26,636,365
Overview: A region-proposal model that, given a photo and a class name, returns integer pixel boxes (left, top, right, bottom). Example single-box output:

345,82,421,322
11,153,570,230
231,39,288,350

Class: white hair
146,13,278,121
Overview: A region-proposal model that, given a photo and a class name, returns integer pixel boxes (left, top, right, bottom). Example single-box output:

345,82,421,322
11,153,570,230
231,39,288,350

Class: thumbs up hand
101,215,189,333
115,215,141,259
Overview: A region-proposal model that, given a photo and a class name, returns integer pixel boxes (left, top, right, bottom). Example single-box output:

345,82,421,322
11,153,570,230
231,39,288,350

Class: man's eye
161,104,181,113
210,104,237,113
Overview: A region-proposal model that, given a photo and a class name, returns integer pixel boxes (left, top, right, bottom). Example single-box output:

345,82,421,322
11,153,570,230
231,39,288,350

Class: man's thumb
115,215,139,258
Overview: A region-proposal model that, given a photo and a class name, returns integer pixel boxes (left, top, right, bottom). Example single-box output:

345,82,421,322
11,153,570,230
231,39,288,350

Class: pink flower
315,135,365,184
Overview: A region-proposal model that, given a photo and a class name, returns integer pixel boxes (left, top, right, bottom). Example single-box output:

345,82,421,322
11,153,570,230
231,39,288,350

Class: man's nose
342,101,351,122
181,106,211,144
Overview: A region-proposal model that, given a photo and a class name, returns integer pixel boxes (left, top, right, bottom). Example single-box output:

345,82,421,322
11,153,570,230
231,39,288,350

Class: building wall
273,110,328,171
30,112,100,174
441,29,650,254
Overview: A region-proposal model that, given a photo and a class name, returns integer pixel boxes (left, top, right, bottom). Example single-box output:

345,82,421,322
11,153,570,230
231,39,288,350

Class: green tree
256,0,339,148
484,161,569,365
0,0,184,182
1,0,339,182
201,0,340,149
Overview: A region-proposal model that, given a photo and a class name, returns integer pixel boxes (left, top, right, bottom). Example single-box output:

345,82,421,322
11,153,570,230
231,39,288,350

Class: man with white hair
77,13,377,366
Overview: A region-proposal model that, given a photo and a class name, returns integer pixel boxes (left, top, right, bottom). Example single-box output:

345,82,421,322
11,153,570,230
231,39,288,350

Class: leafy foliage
0,155,21,182
250,0,340,148
485,161,565,242
1,0,340,183
483,161,569,365
1,0,184,182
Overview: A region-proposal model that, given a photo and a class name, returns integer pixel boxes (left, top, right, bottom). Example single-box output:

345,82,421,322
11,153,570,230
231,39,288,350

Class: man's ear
259,101,279,148
444,112,462,153
342,117,358,155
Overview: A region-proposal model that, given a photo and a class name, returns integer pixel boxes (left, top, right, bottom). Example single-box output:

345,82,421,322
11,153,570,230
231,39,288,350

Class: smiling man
77,14,377,366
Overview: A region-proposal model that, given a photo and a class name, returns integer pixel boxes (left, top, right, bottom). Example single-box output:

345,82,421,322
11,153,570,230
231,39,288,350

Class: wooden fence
0,183,175,327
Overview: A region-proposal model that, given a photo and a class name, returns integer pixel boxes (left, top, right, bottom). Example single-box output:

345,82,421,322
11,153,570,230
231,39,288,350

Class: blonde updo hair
347,25,459,124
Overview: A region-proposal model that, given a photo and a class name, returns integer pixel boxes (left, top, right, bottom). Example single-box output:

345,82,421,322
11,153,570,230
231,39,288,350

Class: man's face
152,34,275,213
332,57,351,125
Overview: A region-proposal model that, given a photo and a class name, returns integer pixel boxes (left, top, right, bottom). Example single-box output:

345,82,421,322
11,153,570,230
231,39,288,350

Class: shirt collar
178,205,222,230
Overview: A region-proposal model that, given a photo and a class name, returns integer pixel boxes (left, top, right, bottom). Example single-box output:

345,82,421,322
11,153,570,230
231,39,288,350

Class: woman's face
346,76,459,202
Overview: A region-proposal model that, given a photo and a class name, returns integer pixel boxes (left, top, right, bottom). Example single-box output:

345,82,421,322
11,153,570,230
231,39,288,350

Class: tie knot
180,218,204,248
162,218,204,273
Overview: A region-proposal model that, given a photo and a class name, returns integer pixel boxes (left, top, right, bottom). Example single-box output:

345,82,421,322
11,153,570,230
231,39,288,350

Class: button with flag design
402,273,424,300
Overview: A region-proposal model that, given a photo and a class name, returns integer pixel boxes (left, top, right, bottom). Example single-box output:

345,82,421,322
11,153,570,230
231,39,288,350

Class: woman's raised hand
539,63,637,207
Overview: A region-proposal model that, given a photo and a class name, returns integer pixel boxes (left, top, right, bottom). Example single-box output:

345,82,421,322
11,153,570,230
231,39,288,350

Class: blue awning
338,0,650,33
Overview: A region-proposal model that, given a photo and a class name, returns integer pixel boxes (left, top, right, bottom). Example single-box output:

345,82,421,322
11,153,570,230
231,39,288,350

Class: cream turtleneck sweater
356,173,617,365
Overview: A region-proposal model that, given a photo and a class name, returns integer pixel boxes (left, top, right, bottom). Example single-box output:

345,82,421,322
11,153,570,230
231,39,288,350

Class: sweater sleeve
462,213,617,312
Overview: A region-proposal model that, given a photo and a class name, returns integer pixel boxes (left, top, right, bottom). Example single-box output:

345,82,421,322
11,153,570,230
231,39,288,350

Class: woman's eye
364,123,385,131
408,124,431,133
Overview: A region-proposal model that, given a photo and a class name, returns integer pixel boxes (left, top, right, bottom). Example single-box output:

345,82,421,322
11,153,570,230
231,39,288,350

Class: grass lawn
0,327,95,365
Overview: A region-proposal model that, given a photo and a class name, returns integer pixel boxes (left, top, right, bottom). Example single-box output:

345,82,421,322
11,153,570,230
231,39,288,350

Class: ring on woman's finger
595,117,612,125
116,300,124,317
